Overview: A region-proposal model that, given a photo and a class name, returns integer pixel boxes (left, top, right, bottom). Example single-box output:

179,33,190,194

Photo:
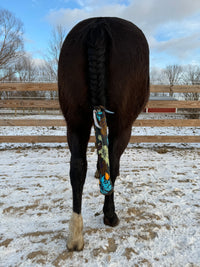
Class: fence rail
0,119,200,127
0,99,200,109
0,83,200,144
1,83,200,93
0,135,200,144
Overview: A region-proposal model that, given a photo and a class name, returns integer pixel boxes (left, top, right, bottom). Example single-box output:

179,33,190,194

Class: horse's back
58,17,149,128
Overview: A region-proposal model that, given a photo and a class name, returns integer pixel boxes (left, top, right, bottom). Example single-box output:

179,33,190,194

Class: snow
0,113,200,150
0,113,200,266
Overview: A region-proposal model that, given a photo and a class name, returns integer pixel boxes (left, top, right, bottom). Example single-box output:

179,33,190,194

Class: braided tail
87,21,113,195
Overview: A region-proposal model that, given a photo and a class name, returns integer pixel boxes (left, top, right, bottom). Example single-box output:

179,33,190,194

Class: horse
58,17,149,251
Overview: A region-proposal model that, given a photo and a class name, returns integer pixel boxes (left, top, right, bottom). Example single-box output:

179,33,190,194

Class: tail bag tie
93,106,114,195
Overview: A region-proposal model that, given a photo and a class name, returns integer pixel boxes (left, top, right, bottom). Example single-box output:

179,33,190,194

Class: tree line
0,8,65,82
1,8,200,86
151,65,200,86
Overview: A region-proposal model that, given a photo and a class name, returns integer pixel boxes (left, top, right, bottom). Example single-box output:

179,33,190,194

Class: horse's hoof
67,212,84,251
95,169,100,179
67,238,84,251
104,213,120,227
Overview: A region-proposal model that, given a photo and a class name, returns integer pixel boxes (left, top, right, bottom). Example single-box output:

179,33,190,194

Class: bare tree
164,64,183,85
182,64,200,85
15,54,36,82
150,67,168,85
182,64,200,100
163,64,183,96
46,25,66,81
0,8,24,81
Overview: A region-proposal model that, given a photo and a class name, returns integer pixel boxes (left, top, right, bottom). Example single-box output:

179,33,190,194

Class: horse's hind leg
103,127,131,227
66,121,91,251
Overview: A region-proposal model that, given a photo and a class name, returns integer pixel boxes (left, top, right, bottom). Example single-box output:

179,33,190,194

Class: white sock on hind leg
67,212,84,251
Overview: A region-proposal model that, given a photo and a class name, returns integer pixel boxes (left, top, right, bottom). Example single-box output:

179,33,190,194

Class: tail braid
87,22,107,107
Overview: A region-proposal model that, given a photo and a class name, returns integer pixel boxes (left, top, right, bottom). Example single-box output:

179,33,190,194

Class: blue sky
1,0,200,68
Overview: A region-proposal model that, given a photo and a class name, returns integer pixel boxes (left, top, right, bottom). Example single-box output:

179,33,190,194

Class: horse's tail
87,20,108,108
86,20,113,195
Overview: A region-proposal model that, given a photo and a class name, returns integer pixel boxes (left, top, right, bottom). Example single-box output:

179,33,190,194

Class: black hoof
104,213,120,227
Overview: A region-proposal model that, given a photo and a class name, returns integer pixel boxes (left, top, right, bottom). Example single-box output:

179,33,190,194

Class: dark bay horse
58,17,149,251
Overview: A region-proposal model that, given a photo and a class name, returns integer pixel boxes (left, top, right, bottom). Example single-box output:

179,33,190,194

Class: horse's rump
58,17,149,129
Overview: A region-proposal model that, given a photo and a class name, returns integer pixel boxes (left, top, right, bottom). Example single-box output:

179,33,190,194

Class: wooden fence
0,83,200,144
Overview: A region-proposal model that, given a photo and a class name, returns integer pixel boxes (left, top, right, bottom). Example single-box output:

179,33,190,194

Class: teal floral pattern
93,106,113,195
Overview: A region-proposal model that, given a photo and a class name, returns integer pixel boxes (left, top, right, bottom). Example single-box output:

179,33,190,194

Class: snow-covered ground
0,113,200,266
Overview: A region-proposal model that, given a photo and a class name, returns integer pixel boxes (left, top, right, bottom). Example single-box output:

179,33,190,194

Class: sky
1,0,200,69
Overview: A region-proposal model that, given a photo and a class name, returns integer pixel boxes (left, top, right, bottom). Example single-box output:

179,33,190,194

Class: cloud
31,0,39,7
155,33,200,60
46,0,200,36
45,0,200,66
46,4,126,31
151,13,200,65
23,35,35,44
32,57,47,67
